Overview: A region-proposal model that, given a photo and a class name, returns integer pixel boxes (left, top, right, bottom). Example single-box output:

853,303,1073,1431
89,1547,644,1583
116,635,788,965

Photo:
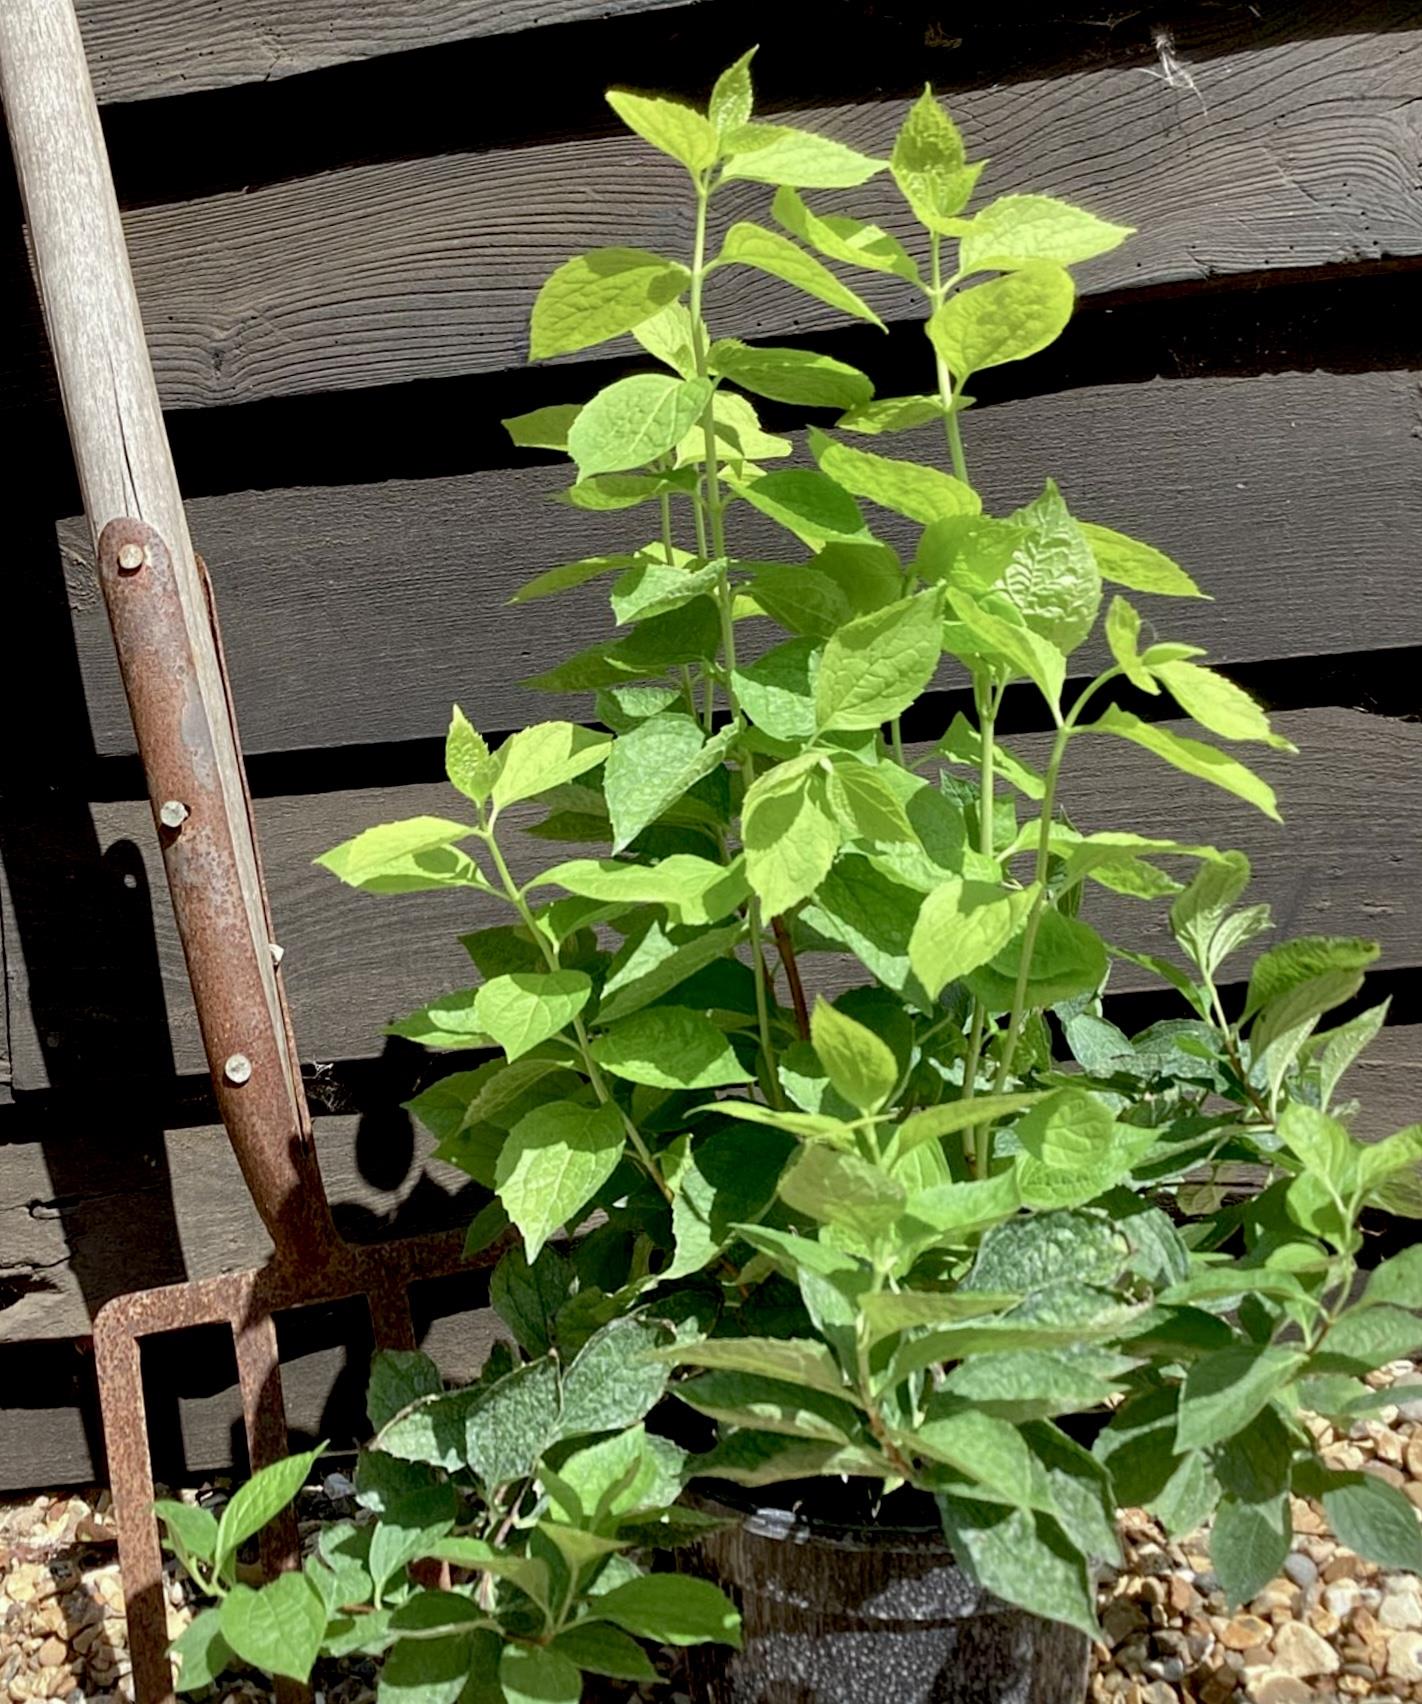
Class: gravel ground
5,1361,1422,1704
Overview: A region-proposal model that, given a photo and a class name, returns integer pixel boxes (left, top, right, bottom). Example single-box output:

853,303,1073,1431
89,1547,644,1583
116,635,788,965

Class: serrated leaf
600,919,744,1024
490,722,612,810
714,222,885,326
590,1006,753,1089
1244,937,1380,1023
1153,659,1294,750
474,971,591,1063
502,403,581,451
733,467,872,548
816,589,942,731
169,1605,233,1692
1086,707,1280,820
710,338,873,408
809,429,977,524
530,248,692,361
568,374,714,478
810,997,898,1112
772,185,919,282
779,1143,906,1242
316,817,477,891
215,1447,323,1575
908,877,1037,1000
1318,1470,1422,1573
604,713,736,852
532,854,749,927
677,1370,862,1444
218,1574,326,1683
960,193,1133,273
495,1100,625,1261
929,264,1075,379
1079,521,1205,598
511,551,647,605
155,1500,220,1573
560,1314,670,1439
732,637,819,740
936,1497,1099,1637
607,88,719,172
709,47,755,134
947,588,1065,708
836,394,946,435
721,123,882,189
890,87,981,231
1210,1491,1290,1606
368,1352,443,1434
1175,1346,1305,1452
742,760,841,917
591,1573,742,1647
1106,596,1157,694
500,1643,582,1704
744,559,857,638
996,479,1101,654
553,1621,659,1682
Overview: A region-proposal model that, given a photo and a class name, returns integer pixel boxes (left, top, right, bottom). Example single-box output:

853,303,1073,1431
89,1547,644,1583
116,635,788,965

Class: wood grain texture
73,0,695,102
56,368,1422,760
81,22,1422,411
4,709,1417,1089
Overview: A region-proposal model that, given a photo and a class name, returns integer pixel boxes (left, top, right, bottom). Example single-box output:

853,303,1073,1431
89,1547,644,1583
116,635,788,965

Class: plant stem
772,912,811,1041
688,172,782,1107
482,821,670,1198
964,675,998,1175
929,235,969,485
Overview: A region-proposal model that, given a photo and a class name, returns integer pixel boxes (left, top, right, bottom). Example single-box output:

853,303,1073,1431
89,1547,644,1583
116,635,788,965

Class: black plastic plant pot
681,1488,1090,1704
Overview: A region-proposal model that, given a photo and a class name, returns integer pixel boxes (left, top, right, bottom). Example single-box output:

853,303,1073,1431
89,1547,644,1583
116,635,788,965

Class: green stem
964,676,998,1175
688,173,782,1108
482,821,670,1198
930,235,969,485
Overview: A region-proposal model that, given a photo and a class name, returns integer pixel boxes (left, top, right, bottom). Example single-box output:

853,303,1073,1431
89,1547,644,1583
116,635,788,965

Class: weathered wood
53,368,1422,759
4,709,1417,1088
0,0,301,1139
74,0,696,103
29,22,1418,412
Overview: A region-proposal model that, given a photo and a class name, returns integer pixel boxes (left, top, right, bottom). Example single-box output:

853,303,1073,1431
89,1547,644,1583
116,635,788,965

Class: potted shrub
155,54,1422,1704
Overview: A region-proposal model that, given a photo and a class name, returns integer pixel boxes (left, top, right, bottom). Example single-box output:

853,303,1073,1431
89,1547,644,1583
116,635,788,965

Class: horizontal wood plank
74,0,696,103
4,709,1417,1089
57,368,1422,760
69,22,1422,411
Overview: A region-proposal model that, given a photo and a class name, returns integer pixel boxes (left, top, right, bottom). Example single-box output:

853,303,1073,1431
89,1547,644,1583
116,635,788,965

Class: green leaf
511,551,646,605
1363,1245,1422,1311
928,264,1075,380
218,1574,326,1683
721,123,882,189
590,1006,753,1089
170,1606,233,1692
1153,659,1294,750
495,1101,625,1261
491,722,612,810
446,706,496,807
368,1351,443,1434
709,47,755,135
936,714,1045,800
809,429,977,524
964,906,1107,1012
936,1497,1099,1637
475,971,591,1063
908,878,1038,1000
154,1500,220,1578
552,1621,657,1683
1319,1471,1422,1574
960,193,1133,273
1079,521,1205,598
600,920,744,1025
1085,706,1281,820
1312,1304,1422,1375
967,1210,1129,1296
734,468,871,548
893,1094,1044,1157
215,1447,323,1576
890,88,981,231
367,1486,458,1597
675,390,792,472
709,339,872,409
503,402,581,451
387,989,490,1052
606,88,719,172
1245,937,1380,1023
530,248,692,361
1302,999,1390,1109
533,854,749,927
779,1143,906,1242
660,1335,854,1401
996,480,1101,654
678,1370,862,1444
742,760,841,917
911,1403,1046,1508
1175,1346,1305,1452
591,1573,741,1647
567,374,713,478
380,1627,489,1704
732,638,819,741
816,589,943,731
316,817,477,891
604,713,736,852
609,560,720,625
836,394,946,435
1104,596,1157,695
826,760,916,846
947,589,1065,709
772,185,919,282
810,997,898,1112
491,1245,572,1358
943,1350,1126,1421
713,223,885,326
1168,851,1254,976
500,1643,582,1704
1210,1491,1290,1606
557,471,686,513
560,1314,670,1438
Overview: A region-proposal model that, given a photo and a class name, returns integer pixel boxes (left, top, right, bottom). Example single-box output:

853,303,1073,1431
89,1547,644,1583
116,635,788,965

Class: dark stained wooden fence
1,0,1419,1487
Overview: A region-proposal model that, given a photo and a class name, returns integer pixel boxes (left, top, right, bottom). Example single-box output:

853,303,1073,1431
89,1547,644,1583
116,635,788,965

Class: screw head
159,799,189,829
269,941,285,965
223,1053,253,1085
116,542,146,573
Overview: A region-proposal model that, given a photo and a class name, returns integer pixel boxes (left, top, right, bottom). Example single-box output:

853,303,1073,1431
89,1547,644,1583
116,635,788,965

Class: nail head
269,942,285,965
116,542,145,572
224,1053,253,1085
159,799,189,829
